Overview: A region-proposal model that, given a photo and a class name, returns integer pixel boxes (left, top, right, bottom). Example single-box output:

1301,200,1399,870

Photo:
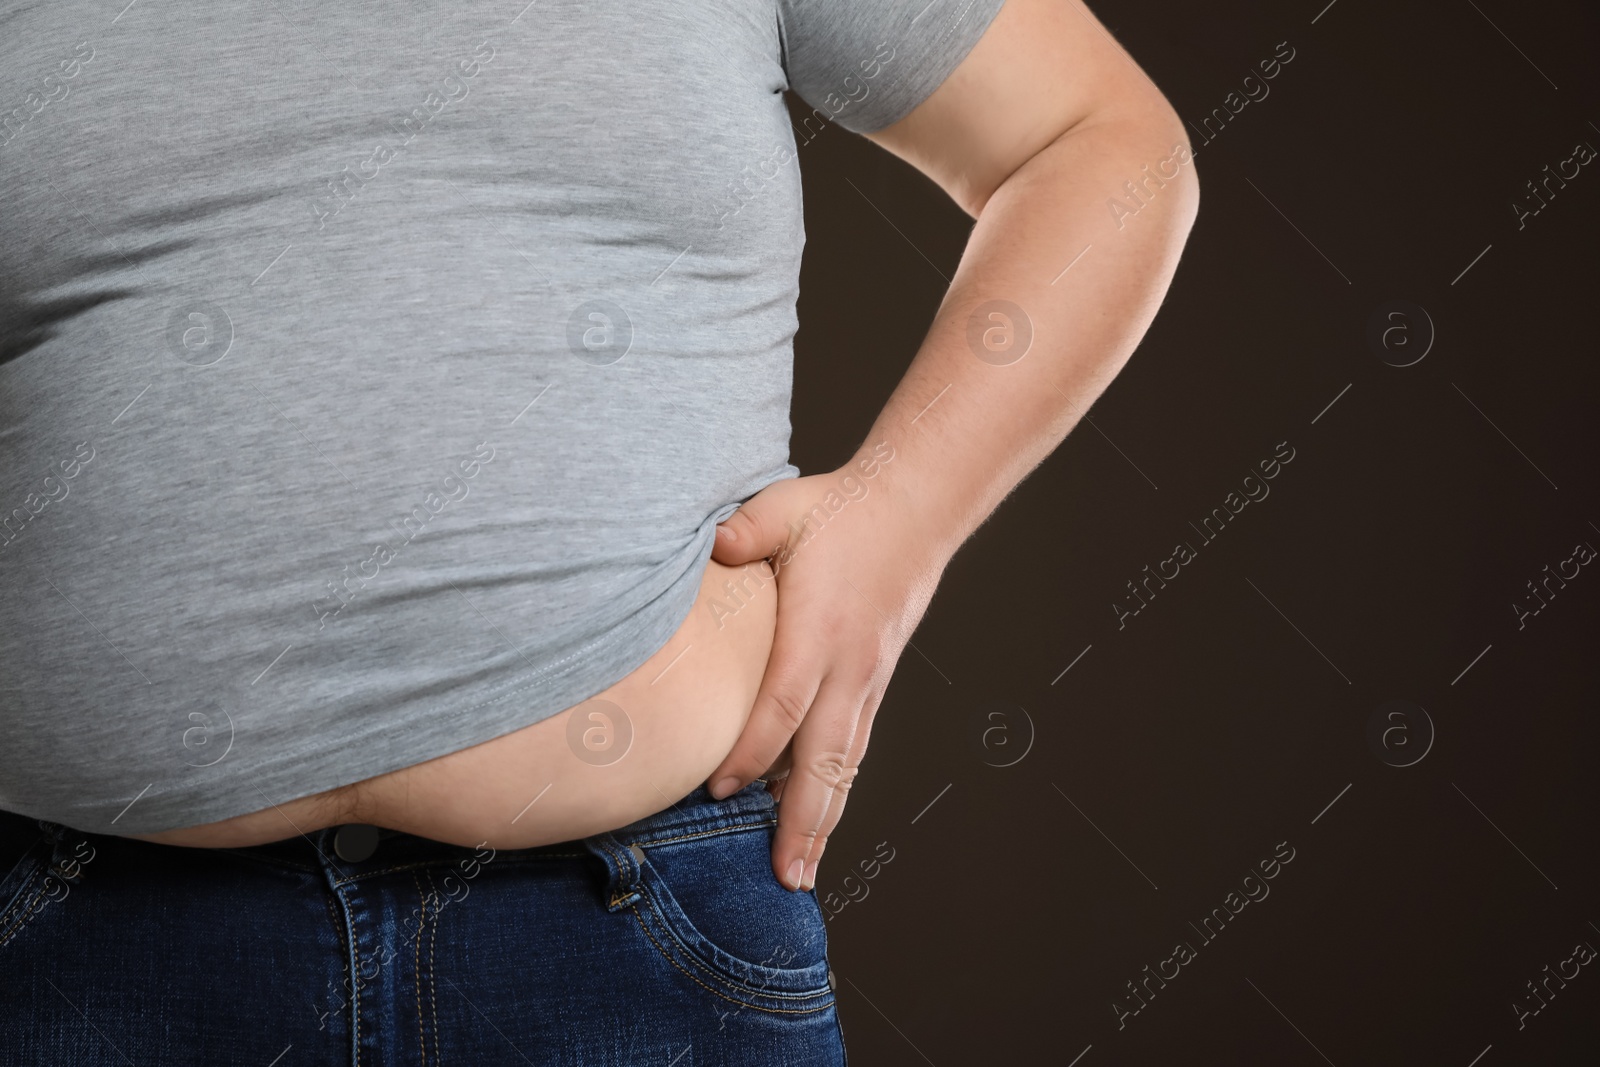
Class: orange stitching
628,819,775,850
425,868,441,1067
636,887,830,1003
350,888,363,1067
625,828,829,1002
412,872,427,1067
627,904,833,1016
596,839,632,902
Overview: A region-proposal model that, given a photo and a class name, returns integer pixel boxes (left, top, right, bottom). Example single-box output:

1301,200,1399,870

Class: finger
800,838,827,892
706,625,823,800
771,672,868,891
711,501,788,567
799,683,884,891
759,735,796,781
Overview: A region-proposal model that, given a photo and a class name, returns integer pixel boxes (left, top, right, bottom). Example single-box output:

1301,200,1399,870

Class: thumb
712,494,796,567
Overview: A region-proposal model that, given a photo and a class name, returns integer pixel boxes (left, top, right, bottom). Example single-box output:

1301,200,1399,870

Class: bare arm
859,0,1199,563
709,0,1199,892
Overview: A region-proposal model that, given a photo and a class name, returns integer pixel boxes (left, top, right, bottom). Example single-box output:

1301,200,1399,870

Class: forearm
859,114,1200,567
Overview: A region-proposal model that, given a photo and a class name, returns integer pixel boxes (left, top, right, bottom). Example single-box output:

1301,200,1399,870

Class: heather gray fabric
0,0,1006,833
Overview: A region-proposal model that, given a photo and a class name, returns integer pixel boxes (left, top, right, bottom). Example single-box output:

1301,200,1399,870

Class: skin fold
129,555,792,851
129,1,1200,898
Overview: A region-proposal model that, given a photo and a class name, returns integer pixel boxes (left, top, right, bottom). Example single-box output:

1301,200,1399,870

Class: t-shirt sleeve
776,0,1009,136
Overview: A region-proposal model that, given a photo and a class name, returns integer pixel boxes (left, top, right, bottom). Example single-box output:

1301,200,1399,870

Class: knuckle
845,648,880,690
765,687,811,734
804,752,859,794
777,817,822,851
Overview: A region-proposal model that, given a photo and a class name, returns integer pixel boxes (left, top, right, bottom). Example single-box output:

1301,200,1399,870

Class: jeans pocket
615,818,836,1012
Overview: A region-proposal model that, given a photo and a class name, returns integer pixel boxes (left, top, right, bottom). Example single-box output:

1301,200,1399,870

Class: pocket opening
628,823,835,1006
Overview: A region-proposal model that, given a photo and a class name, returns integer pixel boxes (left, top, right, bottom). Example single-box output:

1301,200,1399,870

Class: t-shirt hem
38,500,751,836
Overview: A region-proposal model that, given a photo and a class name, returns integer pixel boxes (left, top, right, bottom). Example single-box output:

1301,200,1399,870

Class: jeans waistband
597,778,777,846
297,778,777,874
3,778,778,876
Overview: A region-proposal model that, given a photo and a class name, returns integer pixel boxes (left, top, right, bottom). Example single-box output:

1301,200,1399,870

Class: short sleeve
776,0,1008,135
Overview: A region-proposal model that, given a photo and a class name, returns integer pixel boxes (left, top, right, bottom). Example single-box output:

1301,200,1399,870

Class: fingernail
710,776,740,800
785,857,805,890
801,859,818,891
716,524,735,543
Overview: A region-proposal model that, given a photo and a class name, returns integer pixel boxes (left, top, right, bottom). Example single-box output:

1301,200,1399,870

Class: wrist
838,440,958,576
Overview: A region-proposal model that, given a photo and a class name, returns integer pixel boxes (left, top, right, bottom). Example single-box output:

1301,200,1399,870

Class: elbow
1154,105,1201,230
971,97,1200,237
1088,98,1201,240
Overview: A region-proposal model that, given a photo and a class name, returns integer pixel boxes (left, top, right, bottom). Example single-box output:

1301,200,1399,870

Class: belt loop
581,831,644,912
43,824,93,886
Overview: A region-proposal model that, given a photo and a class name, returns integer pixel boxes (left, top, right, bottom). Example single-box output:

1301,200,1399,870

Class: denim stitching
0,870,50,950
596,838,636,906
411,871,428,1067
627,901,834,1016
631,817,776,850
637,884,832,1003
350,891,363,1067
424,867,441,1066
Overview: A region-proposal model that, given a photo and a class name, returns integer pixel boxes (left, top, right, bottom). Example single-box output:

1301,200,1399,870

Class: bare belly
128,556,785,851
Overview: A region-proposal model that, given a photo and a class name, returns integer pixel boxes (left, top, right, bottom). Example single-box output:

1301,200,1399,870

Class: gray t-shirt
0,0,1006,834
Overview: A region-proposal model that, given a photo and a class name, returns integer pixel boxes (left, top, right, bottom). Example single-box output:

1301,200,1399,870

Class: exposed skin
114,0,1195,888
706,0,1201,891
125,555,795,851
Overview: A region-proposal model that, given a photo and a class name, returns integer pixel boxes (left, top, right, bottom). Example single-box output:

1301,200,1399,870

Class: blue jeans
0,780,847,1065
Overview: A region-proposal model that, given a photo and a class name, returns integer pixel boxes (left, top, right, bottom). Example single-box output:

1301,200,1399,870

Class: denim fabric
0,781,846,1065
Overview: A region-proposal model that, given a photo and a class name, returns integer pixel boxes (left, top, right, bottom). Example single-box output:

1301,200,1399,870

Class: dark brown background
786,1,1600,1063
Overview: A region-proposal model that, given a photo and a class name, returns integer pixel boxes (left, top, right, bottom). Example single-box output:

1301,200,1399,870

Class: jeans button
333,824,380,862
